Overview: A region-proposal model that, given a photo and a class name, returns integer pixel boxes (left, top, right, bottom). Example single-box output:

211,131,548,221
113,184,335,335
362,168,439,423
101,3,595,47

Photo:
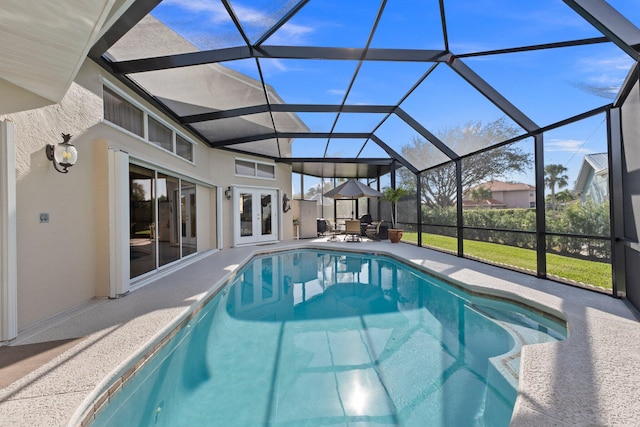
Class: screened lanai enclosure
90,1,640,310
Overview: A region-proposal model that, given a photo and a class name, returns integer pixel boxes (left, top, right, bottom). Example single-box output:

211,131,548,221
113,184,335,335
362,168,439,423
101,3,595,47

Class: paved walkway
0,239,638,426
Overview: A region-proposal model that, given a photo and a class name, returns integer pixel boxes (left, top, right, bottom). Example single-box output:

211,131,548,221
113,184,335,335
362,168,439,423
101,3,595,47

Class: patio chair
359,213,373,235
365,221,380,240
366,221,389,240
317,218,329,236
344,219,361,242
325,220,341,241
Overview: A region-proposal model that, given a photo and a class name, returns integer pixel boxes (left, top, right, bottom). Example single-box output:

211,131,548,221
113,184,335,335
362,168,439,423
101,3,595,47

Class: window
103,87,144,137
148,117,173,151
257,163,275,178
236,159,256,176
235,159,275,179
176,135,193,161
103,84,196,163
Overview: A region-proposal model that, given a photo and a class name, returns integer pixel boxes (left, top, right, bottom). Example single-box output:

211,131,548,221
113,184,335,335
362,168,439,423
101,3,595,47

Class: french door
233,187,278,246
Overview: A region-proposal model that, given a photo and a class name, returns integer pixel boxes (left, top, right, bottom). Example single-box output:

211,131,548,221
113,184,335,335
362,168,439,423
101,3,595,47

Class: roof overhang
0,0,123,109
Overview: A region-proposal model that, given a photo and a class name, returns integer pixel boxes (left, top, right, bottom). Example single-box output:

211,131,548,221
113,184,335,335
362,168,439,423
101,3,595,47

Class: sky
148,0,639,195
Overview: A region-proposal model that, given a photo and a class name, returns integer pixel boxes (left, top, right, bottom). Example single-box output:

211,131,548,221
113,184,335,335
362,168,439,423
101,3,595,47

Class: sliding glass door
129,164,198,279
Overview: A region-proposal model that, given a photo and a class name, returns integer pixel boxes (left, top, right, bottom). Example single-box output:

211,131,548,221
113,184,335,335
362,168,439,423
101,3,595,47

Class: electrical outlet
39,213,49,223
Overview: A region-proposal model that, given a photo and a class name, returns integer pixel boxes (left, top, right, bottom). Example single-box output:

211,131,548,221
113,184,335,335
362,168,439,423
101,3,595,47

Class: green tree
544,164,569,210
399,118,531,208
304,179,343,200
545,189,576,208
131,182,147,201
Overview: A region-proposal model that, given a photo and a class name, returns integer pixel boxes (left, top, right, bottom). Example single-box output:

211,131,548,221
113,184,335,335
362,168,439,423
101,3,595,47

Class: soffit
286,159,393,179
0,0,119,103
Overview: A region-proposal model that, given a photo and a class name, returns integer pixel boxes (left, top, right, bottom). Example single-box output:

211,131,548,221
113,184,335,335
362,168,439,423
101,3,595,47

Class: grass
401,231,612,290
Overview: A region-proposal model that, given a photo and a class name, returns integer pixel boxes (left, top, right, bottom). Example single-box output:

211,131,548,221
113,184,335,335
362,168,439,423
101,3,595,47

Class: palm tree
470,186,493,207
544,164,569,210
383,185,409,228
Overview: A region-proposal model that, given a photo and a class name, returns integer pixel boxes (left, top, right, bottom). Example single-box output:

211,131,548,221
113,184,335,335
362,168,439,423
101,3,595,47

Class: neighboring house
574,153,609,204
463,180,536,209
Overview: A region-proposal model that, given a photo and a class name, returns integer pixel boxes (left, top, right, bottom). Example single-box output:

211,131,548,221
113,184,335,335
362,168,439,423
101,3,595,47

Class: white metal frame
0,120,17,341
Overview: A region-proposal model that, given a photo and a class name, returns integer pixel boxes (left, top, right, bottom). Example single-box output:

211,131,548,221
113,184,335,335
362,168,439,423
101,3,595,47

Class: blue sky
149,0,639,194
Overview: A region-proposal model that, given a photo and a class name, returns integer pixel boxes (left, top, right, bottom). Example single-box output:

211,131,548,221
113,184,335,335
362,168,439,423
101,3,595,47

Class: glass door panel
240,193,253,237
129,165,156,278
157,173,180,267
181,181,197,257
261,194,273,236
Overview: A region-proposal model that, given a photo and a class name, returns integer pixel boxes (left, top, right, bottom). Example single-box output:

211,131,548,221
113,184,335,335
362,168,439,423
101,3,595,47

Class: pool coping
1,240,639,426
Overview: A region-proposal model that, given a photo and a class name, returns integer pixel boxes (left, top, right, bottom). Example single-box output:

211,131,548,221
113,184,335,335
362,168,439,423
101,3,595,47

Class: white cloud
580,55,634,72
327,89,346,97
258,58,289,75
546,139,594,154
161,0,314,45
576,54,633,88
267,22,314,44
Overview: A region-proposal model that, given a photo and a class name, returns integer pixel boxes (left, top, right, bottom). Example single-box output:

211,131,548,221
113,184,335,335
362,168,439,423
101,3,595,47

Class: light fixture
224,187,232,200
46,133,77,173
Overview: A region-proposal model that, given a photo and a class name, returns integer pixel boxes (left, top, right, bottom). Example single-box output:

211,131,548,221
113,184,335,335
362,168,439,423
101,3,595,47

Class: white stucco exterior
0,56,296,336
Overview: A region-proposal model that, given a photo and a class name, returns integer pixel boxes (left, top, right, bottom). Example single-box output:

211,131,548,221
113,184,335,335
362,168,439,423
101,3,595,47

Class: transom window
103,86,144,137
148,116,172,151
103,85,195,162
235,158,275,179
176,135,193,162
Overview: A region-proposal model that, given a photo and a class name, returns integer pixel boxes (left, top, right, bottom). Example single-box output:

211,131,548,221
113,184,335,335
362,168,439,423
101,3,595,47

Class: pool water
91,250,565,427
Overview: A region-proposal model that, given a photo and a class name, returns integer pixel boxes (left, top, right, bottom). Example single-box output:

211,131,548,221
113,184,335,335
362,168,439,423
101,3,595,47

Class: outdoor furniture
325,220,341,241
359,213,372,235
317,218,329,236
344,219,362,242
366,221,390,240
365,222,380,240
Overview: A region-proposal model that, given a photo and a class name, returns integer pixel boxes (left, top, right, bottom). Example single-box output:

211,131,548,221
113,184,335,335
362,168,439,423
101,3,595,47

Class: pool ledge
0,240,638,427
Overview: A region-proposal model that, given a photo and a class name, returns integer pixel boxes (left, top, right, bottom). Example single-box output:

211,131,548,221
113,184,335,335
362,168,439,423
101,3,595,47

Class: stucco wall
5,59,293,330
9,77,104,327
502,190,535,209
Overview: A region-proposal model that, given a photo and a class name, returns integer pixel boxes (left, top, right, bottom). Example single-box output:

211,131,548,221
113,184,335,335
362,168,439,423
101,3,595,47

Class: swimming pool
88,249,565,426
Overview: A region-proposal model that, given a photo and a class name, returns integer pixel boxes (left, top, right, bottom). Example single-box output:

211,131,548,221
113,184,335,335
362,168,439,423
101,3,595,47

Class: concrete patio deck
0,239,638,426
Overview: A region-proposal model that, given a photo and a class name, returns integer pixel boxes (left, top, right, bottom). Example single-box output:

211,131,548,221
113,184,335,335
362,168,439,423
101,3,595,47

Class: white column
0,120,17,341
216,186,224,249
108,148,130,297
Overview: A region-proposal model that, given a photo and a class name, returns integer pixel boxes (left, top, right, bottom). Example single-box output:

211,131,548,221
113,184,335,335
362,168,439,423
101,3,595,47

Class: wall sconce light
224,187,232,200
46,133,77,173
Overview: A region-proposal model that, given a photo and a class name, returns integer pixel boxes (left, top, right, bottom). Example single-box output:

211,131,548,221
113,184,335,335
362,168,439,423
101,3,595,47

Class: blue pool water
91,250,565,427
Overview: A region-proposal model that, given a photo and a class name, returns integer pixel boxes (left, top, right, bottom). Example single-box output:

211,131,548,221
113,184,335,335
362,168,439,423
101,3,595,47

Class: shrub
421,202,610,260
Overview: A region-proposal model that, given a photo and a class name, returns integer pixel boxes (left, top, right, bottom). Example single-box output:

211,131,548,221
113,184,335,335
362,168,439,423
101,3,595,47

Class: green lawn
401,231,612,290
